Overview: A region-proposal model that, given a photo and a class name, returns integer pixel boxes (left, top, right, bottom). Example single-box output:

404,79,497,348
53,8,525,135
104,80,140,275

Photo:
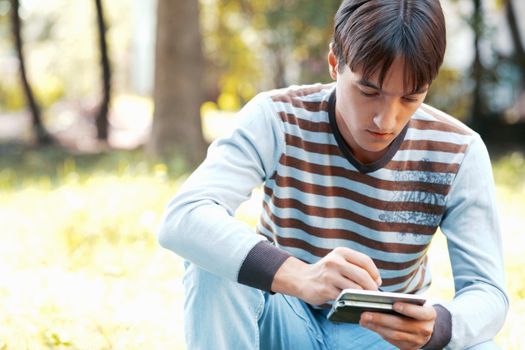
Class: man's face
329,52,429,164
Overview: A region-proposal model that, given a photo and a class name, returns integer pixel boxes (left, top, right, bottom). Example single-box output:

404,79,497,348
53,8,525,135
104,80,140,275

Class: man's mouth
367,130,393,137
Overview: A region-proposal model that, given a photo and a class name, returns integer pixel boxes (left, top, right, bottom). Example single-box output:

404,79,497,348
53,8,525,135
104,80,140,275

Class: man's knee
182,262,266,349
182,261,264,314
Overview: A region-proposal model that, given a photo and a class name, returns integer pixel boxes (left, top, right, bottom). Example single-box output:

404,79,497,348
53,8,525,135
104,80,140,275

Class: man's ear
328,43,338,80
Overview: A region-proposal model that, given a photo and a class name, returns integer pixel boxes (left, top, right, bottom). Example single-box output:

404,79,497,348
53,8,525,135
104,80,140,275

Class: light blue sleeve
157,94,284,282
439,134,509,349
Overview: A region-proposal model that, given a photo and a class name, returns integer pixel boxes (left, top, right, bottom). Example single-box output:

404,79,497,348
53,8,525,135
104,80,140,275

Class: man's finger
360,312,407,330
393,302,436,321
334,247,382,286
339,263,379,291
359,313,413,342
332,273,364,292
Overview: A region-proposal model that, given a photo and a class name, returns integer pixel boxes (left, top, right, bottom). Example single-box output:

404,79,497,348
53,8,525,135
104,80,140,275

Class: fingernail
394,303,403,312
376,277,382,286
361,313,371,322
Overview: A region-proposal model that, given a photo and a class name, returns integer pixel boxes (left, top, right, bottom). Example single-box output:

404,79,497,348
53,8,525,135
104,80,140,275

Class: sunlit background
0,0,524,349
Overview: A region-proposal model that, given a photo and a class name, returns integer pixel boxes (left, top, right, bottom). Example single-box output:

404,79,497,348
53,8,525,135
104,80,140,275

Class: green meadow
0,147,523,349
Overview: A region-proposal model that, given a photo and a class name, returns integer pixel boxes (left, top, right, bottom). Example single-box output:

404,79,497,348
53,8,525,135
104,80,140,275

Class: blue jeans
183,262,498,350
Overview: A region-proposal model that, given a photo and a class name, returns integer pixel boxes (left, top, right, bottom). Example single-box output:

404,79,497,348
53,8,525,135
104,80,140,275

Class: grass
0,146,188,350
0,146,523,349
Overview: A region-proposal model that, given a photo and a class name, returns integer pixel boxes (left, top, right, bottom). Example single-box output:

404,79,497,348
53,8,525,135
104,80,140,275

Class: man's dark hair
332,0,446,93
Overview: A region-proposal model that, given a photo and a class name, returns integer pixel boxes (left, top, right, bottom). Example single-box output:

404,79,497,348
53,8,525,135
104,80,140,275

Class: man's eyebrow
357,79,380,90
357,79,429,95
408,86,429,95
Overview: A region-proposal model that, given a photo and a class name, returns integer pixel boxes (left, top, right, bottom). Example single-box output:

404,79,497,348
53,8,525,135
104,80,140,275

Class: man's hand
359,302,436,350
271,247,382,305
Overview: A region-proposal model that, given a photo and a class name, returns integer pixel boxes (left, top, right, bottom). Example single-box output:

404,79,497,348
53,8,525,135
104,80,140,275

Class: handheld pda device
327,289,426,323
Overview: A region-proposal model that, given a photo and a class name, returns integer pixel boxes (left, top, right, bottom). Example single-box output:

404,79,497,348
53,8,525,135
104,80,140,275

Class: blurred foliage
0,79,24,111
493,151,525,190
426,67,471,121
0,145,190,191
0,73,66,112
242,0,340,86
201,0,339,105
200,0,261,108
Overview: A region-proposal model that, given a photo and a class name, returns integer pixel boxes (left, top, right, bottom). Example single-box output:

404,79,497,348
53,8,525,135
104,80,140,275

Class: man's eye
402,96,419,103
360,90,378,97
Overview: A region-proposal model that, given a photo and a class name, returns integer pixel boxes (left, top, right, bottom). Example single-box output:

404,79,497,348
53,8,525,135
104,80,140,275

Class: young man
159,1,508,349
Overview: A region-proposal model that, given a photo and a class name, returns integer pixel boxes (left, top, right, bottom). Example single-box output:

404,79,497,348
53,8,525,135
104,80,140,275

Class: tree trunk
505,0,525,89
10,0,52,145
148,0,207,166
469,0,486,133
94,0,111,141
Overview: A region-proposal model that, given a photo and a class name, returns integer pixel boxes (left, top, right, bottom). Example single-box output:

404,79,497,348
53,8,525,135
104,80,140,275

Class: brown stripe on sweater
263,195,437,237
285,134,342,156
408,118,470,136
268,177,445,215
271,96,330,113
275,84,331,98
384,160,460,174
384,256,429,292
256,223,275,242
418,105,473,135
279,112,332,133
406,281,431,294
258,216,276,239
405,255,428,294
273,235,424,270
279,155,451,196
369,256,423,272
399,139,468,154
380,267,420,286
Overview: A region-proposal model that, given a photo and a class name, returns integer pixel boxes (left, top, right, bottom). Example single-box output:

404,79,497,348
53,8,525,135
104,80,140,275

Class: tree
148,0,207,166
469,0,487,132
504,0,525,90
94,0,111,141
10,0,52,145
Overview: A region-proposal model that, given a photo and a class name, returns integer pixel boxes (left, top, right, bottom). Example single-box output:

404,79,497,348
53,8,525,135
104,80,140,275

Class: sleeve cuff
237,241,292,292
423,304,452,349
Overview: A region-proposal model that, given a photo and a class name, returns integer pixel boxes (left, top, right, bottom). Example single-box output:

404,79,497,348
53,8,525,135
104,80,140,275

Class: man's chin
360,141,393,154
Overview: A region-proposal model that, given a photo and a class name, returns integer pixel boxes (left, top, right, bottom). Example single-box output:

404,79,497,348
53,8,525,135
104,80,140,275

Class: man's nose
373,100,399,132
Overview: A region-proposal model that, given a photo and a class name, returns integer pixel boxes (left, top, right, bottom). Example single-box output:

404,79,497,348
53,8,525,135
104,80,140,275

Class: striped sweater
256,84,470,294
159,83,508,349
